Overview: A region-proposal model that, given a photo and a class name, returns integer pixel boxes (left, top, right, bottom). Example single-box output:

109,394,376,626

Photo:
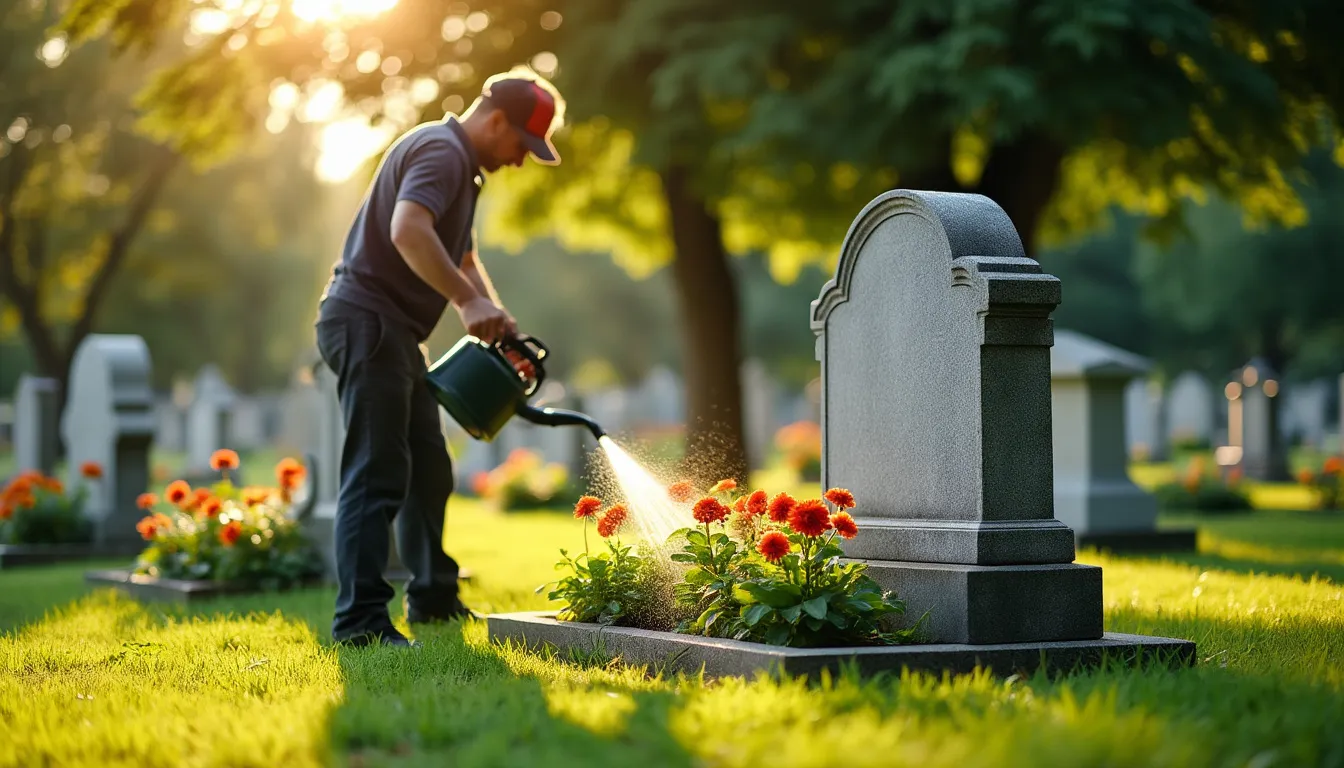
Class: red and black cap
483,77,561,165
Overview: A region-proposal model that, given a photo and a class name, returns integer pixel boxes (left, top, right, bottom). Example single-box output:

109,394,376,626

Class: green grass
3,501,1343,767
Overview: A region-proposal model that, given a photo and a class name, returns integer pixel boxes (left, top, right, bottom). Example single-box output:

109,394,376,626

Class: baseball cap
483,76,562,165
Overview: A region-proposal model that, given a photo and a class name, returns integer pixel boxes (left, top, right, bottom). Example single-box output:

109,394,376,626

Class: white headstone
59,334,155,546
186,365,236,471
1237,359,1289,481
1165,371,1215,447
1280,378,1329,449
1050,330,1160,537
14,375,60,475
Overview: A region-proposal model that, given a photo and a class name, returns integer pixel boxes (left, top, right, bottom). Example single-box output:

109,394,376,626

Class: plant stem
583,518,589,556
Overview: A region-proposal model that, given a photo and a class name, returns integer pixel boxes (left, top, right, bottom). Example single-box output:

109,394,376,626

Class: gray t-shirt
321,117,482,341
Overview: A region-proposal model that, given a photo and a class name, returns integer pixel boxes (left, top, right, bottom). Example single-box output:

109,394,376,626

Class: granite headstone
14,375,60,475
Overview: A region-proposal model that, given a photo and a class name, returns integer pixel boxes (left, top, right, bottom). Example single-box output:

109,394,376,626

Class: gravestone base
1077,529,1197,553
856,560,1103,644
85,568,325,603
0,542,142,569
487,612,1196,680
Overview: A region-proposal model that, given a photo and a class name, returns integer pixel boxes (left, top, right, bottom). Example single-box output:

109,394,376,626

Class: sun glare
292,0,399,23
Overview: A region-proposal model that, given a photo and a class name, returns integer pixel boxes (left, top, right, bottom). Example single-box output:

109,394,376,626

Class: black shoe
336,628,421,648
405,595,484,624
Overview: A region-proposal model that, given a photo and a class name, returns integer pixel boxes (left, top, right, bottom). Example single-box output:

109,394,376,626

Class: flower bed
87,451,324,598
470,448,581,511
1154,456,1251,513
1298,456,1343,511
0,463,142,568
539,479,920,648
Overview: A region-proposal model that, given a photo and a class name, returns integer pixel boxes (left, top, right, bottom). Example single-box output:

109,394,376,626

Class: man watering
314,68,564,648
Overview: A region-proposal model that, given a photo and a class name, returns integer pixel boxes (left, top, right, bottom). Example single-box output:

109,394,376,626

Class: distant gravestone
811,189,1185,660
60,335,155,548
1050,331,1194,552
1236,358,1290,481
14,375,60,475
741,358,777,472
1165,371,1215,448
1280,378,1330,449
186,365,235,472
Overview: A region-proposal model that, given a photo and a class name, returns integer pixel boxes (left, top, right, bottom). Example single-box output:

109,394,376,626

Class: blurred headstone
14,375,60,475
60,334,155,548
741,358,777,471
1165,371,1215,448
186,365,235,472
1280,378,1329,449
1236,358,1290,481
1050,331,1193,551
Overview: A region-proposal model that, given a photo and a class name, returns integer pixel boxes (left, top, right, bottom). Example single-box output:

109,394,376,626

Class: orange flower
11,491,35,509
830,512,859,539
733,496,747,513
6,477,32,497
0,504,12,521
692,497,729,525
136,493,158,510
165,480,191,506
210,449,240,472
80,461,103,479
201,497,222,518
1324,456,1343,475
219,520,243,546
767,493,796,524
788,499,831,537
573,496,602,520
746,490,769,517
136,516,160,540
708,478,737,495
471,472,491,496
1298,469,1315,485
275,458,306,489
40,477,64,494
596,504,628,538
242,487,271,506
824,488,856,509
757,531,791,563
667,481,695,503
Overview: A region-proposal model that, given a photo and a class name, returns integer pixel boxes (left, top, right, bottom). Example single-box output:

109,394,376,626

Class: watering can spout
515,403,607,440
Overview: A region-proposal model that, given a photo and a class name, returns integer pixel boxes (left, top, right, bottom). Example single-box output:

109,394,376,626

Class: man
314,69,564,647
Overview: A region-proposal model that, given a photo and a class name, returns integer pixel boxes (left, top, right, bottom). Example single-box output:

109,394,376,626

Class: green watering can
425,334,607,442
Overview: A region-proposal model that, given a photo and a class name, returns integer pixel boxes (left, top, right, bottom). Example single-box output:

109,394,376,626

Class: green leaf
669,553,698,563
686,529,708,547
733,580,803,608
780,604,803,624
742,603,773,627
801,596,828,620
764,625,790,646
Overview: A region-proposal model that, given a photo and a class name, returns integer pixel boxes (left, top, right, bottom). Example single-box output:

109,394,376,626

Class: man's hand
456,296,511,343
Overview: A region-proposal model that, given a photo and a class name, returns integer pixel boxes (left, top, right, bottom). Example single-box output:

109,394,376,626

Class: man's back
322,118,482,341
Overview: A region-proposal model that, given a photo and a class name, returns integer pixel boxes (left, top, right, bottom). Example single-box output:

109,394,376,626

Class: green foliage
0,471,94,546
541,540,646,626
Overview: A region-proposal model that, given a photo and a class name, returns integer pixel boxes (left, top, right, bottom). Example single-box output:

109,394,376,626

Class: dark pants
315,297,463,640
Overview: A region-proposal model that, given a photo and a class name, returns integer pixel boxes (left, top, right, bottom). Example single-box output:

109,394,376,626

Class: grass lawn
3,500,1343,767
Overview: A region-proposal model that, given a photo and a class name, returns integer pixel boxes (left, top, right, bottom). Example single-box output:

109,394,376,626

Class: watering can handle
498,334,548,395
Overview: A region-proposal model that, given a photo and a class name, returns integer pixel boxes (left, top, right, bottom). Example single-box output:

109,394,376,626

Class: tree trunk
659,163,750,486
973,134,1066,257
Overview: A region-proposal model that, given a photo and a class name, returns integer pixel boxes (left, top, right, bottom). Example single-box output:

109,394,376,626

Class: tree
1,0,179,405
58,0,1344,481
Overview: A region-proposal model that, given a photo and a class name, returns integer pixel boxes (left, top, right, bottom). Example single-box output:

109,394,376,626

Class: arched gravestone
811,190,1099,644
60,335,155,548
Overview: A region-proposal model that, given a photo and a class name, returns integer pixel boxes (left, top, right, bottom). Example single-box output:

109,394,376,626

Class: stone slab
840,518,1077,565
85,568,324,603
1078,529,1198,553
487,611,1196,679
0,543,142,569
856,560,1103,644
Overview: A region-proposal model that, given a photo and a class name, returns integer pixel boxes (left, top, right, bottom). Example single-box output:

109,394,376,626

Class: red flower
574,496,603,519
136,516,159,540
1298,469,1315,485
788,499,831,537
136,493,158,510
757,531,791,563
708,478,737,494
41,477,64,494
824,488,856,509
692,497,729,525
767,493,796,523
80,461,103,479
275,458,306,489
667,481,695,503
596,504,628,538
0,505,12,521
165,480,191,506
746,490,769,517
210,449,240,472
830,512,859,539
733,497,747,513
1324,456,1343,475
219,520,243,547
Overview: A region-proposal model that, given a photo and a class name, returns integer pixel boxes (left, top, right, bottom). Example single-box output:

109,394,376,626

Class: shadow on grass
326,620,695,767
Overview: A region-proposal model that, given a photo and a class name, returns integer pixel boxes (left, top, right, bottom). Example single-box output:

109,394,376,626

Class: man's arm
460,247,503,307
390,201,509,341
